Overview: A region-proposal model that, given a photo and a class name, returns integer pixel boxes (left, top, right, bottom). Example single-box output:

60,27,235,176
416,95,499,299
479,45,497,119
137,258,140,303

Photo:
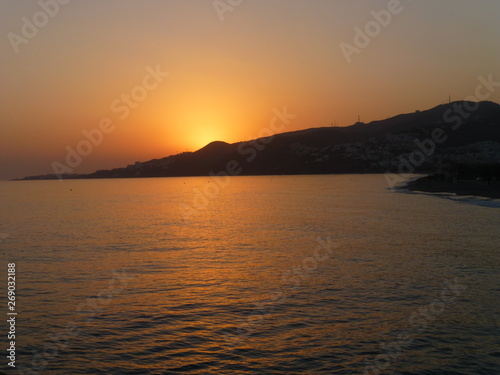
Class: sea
0,174,499,374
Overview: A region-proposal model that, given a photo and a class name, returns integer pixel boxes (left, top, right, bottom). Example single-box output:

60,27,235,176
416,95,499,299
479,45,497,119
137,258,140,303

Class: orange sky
1,0,499,180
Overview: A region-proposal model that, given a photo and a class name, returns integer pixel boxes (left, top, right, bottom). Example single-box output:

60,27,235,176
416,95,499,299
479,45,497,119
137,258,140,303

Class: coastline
402,176,500,200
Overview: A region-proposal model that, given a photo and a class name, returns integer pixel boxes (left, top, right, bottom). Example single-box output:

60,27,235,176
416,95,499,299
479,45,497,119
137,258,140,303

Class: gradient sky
1,0,499,180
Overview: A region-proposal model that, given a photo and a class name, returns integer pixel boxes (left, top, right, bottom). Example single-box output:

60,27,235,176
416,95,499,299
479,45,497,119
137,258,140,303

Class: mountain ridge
17,101,500,180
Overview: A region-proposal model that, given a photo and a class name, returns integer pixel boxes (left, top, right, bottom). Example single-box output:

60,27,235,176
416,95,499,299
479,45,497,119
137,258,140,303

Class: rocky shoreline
403,176,500,200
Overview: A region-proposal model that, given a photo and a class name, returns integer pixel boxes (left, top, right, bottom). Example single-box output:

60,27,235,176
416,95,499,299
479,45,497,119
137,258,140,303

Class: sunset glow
1,1,499,180
2,2,500,373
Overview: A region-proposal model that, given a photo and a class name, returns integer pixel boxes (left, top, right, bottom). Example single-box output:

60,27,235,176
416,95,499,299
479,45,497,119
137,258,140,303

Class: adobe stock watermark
17,268,134,375
179,107,297,221
385,73,500,188
222,236,338,348
7,0,72,54
364,278,466,375
51,65,169,180
213,0,243,21
340,0,412,64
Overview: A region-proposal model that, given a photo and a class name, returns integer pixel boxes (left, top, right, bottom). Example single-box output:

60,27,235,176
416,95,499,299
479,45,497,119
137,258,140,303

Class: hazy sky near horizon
1,0,499,180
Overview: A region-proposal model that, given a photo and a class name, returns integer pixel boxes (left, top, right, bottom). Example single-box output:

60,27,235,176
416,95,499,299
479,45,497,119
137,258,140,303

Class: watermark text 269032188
7,263,17,368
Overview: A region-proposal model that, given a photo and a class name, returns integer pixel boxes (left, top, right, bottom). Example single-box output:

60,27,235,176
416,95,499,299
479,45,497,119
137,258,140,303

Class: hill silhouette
18,101,500,180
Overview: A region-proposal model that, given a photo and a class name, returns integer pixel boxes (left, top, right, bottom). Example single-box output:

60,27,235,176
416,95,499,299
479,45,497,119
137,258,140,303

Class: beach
404,176,500,200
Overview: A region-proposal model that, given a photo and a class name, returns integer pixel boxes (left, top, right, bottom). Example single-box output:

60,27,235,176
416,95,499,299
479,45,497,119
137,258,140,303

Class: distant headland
16,101,500,200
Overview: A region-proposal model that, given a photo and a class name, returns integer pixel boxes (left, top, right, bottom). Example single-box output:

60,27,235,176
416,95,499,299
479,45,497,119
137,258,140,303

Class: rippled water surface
1,175,499,374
